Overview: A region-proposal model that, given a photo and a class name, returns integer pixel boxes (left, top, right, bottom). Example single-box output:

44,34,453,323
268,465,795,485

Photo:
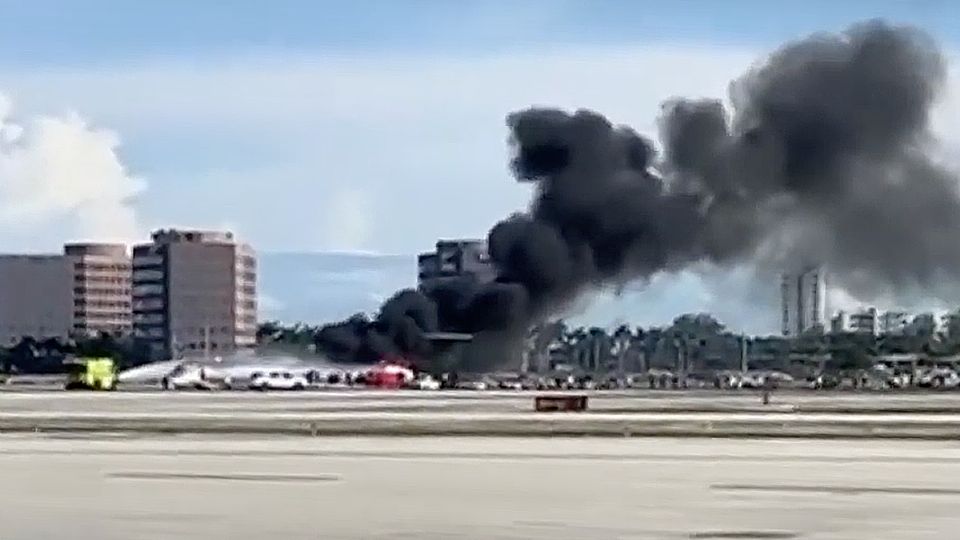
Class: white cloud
0,44,758,253
321,186,373,252
0,93,144,249
258,292,286,317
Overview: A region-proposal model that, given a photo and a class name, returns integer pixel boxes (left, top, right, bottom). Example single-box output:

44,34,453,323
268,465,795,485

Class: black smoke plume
316,20,960,368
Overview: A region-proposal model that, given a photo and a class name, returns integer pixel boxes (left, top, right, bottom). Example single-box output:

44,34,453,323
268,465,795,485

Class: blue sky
0,0,957,65
0,0,958,331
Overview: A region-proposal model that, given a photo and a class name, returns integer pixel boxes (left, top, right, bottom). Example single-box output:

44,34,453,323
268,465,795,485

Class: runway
5,391,960,438
1,434,958,539
7,388,960,415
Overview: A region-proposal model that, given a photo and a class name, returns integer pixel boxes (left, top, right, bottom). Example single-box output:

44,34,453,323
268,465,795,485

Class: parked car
249,370,309,391
917,368,960,389
456,380,488,391
412,374,441,390
808,373,840,390
497,378,524,391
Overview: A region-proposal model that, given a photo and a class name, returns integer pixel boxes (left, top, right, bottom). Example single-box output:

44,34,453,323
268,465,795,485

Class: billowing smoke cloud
661,21,958,295
0,93,145,246
315,290,438,364
316,20,960,368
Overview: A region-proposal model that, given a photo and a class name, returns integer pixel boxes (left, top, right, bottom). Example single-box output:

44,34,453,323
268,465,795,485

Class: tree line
0,333,152,375
260,313,960,374
5,314,958,376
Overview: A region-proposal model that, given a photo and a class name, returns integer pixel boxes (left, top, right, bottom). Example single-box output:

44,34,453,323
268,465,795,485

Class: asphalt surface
1,434,957,539
5,391,960,438
7,388,960,414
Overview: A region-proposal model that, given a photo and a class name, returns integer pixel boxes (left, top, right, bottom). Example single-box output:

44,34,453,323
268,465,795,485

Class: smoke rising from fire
316,20,960,368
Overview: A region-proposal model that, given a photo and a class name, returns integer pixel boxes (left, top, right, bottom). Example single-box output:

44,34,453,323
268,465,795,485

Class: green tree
256,321,284,343
8,337,38,373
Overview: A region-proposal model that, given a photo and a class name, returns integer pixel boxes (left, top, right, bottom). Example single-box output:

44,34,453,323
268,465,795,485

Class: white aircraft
117,355,344,391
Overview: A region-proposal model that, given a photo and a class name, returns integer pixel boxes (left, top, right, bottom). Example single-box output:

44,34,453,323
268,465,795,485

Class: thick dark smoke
316,20,960,369
314,291,437,364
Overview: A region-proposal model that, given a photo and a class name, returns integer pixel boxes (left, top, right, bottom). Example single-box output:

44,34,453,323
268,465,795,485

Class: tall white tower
781,265,827,337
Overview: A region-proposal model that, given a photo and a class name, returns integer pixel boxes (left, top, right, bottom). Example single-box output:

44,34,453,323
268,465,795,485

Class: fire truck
365,355,416,389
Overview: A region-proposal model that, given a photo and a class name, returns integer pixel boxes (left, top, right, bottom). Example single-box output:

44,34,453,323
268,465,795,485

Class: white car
498,379,524,391
412,375,441,390
918,368,960,389
249,370,309,391
456,380,488,391
418,375,440,390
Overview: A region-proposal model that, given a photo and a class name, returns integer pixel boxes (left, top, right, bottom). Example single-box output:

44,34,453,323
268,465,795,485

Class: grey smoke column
659,19,958,295
316,20,960,368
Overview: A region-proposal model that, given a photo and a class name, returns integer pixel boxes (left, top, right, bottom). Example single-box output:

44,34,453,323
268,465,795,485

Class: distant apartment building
780,265,827,337
878,311,910,335
907,312,942,338
830,312,847,334
832,308,879,335
64,243,132,337
942,311,960,342
133,229,257,360
0,255,73,346
850,308,879,335
417,239,495,291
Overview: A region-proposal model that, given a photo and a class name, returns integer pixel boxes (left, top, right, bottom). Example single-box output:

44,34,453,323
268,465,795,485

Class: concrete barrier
534,395,588,412
2,411,960,439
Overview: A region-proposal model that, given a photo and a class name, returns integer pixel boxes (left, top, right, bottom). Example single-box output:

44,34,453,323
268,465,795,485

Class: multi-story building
832,308,879,335
941,311,960,343
780,265,827,337
417,239,495,291
908,312,943,338
879,311,910,336
0,255,73,346
133,229,257,360
64,243,132,337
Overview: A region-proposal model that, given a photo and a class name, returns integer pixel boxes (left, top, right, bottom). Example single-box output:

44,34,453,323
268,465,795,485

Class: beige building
781,265,827,337
0,255,73,346
133,229,257,360
64,243,132,337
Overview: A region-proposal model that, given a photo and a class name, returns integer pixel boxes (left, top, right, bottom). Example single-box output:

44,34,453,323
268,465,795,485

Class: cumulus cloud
0,93,144,247
320,186,374,252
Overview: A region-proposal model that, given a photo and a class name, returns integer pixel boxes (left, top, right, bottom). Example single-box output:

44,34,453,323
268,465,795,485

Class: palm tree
611,324,634,375
522,321,566,373
561,327,588,369
586,327,610,372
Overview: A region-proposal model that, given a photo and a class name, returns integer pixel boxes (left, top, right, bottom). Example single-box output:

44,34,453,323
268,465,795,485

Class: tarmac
2,434,958,539
3,390,960,438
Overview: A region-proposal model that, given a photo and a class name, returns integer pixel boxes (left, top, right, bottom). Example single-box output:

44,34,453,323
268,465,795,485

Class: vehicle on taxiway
249,370,309,391
409,374,441,390
161,363,225,391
